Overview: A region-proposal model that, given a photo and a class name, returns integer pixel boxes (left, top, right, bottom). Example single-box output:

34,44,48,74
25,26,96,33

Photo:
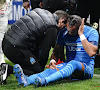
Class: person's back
3,8,58,51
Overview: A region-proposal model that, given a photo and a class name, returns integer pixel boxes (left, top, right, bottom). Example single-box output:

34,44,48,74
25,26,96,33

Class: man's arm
49,44,65,70
81,40,98,57
39,27,58,69
50,44,65,62
78,18,98,57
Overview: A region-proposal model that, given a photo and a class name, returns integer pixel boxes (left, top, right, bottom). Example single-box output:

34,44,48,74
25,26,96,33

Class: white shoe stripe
1,64,8,81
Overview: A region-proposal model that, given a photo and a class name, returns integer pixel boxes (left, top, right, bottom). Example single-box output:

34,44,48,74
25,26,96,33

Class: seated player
13,15,99,87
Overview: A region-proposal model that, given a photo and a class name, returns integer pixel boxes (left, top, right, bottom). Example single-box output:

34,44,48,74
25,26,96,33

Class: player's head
66,15,82,36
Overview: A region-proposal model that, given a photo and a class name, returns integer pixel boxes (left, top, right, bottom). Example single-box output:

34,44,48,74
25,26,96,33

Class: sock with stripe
27,68,57,85
45,60,83,83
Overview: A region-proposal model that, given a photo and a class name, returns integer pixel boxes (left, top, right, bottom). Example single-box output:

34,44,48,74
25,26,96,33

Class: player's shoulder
84,25,98,34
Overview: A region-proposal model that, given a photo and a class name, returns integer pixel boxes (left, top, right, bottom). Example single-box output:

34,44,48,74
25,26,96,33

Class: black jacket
4,8,58,51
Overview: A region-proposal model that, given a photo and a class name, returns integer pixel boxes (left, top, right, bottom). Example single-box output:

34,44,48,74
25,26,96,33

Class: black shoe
0,63,8,85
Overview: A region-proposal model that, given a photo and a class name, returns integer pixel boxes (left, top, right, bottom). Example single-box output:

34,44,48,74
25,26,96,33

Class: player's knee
68,60,77,65
68,60,82,71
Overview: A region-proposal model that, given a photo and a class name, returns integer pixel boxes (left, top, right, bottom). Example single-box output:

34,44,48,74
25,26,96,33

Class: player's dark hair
67,15,82,28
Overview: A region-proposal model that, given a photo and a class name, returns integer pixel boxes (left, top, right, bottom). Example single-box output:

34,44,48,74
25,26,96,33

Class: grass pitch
0,68,100,90
0,58,100,90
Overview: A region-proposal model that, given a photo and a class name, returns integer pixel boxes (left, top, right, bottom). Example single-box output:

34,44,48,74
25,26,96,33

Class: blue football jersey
57,25,99,65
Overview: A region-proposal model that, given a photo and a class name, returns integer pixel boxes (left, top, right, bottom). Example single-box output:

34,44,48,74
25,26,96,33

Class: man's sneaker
0,63,8,85
13,64,29,87
34,77,47,87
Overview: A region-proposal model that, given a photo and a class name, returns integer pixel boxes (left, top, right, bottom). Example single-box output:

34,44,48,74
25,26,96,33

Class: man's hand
49,61,56,69
78,18,85,36
48,60,59,71
23,2,30,10
58,19,66,28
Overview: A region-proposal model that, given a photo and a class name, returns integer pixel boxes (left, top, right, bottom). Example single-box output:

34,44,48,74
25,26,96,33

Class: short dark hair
54,10,69,21
67,15,82,28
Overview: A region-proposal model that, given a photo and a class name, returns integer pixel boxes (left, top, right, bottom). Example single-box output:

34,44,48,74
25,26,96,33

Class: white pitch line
94,74,100,77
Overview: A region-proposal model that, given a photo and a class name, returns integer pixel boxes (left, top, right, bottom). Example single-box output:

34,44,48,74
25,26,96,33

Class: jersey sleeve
88,29,99,46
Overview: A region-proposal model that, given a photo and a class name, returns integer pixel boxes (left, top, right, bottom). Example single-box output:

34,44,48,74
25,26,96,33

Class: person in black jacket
2,8,68,78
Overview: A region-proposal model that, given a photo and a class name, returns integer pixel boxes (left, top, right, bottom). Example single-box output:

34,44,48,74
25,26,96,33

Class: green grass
94,68,100,75
1,48,100,90
0,70,100,90
0,61,100,90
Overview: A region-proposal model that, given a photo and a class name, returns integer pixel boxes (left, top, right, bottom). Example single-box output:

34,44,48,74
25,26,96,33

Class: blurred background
8,0,100,33
8,0,31,24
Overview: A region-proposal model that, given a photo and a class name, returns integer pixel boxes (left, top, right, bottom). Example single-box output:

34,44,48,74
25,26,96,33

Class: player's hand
49,62,59,71
49,61,56,69
23,2,30,10
58,19,66,28
78,18,85,36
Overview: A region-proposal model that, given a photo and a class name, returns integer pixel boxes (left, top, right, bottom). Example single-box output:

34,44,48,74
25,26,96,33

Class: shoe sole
0,64,8,85
34,77,47,87
34,77,42,87
13,64,28,87
13,64,24,86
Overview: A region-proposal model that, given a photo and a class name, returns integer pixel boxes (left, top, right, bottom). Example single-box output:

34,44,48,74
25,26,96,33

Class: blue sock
27,68,57,85
45,60,83,83
27,74,38,85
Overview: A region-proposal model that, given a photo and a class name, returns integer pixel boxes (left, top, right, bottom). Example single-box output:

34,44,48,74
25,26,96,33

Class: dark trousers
2,39,43,75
